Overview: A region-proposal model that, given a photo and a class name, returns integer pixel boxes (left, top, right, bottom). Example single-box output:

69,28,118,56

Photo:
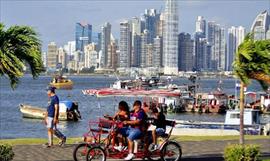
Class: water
0,75,268,139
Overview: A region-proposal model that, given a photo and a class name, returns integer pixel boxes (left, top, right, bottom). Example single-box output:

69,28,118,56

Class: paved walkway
12,139,270,161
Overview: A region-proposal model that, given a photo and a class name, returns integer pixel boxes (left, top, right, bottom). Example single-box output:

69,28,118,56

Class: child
151,107,166,151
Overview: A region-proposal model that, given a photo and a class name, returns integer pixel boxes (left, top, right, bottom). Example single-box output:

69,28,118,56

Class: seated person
116,100,148,161
151,107,166,151
108,101,130,147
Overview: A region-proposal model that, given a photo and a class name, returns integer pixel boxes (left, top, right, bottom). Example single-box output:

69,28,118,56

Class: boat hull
50,81,73,89
19,104,68,121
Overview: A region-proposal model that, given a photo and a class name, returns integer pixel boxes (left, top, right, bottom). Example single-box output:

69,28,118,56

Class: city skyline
2,0,269,51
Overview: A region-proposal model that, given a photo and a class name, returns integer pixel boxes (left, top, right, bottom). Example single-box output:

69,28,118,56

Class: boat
19,101,81,121
172,109,270,136
49,75,73,89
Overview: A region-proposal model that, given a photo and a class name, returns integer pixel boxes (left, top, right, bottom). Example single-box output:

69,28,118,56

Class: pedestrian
44,86,66,148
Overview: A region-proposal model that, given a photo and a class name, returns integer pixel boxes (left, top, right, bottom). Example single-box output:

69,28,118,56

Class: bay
0,75,267,139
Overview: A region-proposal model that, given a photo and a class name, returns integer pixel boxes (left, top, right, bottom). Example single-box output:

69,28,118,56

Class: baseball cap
46,86,56,93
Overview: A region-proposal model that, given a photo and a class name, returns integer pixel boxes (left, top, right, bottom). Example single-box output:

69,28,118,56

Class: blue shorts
119,127,142,141
156,128,166,136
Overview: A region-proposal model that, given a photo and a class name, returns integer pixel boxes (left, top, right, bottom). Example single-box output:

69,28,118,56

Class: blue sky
1,0,270,51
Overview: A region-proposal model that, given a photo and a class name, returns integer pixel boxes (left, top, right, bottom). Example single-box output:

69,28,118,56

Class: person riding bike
116,100,148,160
107,101,130,148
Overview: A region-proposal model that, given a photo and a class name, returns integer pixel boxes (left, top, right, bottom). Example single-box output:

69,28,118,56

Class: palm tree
233,33,270,144
0,23,44,89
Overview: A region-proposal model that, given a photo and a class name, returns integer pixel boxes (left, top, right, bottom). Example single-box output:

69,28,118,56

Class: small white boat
172,109,270,136
19,101,81,121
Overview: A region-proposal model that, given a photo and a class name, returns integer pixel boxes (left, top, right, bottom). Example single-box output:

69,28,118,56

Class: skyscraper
131,17,141,67
146,44,154,67
84,43,98,69
251,10,270,40
196,16,206,37
153,36,163,67
100,22,111,68
208,21,226,71
178,33,194,71
143,9,160,43
163,0,179,75
108,40,118,70
227,26,245,71
157,12,165,37
119,20,132,68
47,42,58,69
75,22,92,51
194,32,206,71
58,47,67,69
140,29,150,68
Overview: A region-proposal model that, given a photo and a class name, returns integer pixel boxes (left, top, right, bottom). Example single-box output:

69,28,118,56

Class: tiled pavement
13,139,270,161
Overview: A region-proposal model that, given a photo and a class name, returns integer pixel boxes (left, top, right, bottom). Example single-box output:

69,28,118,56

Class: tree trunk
249,72,270,84
239,81,245,145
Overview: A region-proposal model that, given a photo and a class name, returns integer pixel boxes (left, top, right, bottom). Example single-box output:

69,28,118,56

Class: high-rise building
47,42,58,69
84,43,98,69
100,22,111,68
195,37,212,71
227,26,245,71
119,20,132,68
208,22,226,71
146,44,154,67
108,40,118,70
251,10,270,40
143,9,160,43
92,32,102,52
131,17,141,67
64,41,76,56
157,12,165,37
58,47,67,69
75,22,92,51
178,33,194,71
194,32,206,71
140,29,150,68
196,16,206,37
131,34,141,67
153,36,163,67
163,0,179,75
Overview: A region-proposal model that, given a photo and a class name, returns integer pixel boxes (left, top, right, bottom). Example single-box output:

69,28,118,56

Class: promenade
12,139,270,161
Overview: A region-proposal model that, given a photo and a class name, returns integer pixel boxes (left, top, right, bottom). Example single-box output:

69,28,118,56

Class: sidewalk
12,139,270,161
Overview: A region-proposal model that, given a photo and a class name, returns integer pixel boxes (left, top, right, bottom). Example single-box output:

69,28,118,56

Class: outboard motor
72,102,81,119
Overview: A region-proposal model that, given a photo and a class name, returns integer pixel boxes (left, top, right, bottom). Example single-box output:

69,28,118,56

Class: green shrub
0,144,15,161
224,144,260,161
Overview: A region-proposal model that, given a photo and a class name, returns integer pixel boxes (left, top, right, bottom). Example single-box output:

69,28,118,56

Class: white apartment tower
163,0,179,75
227,26,245,71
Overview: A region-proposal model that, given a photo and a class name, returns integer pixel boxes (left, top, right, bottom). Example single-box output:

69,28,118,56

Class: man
44,86,66,148
116,100,148,160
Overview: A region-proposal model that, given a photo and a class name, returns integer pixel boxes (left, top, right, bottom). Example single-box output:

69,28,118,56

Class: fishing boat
19,101,81,121
49,75,73,89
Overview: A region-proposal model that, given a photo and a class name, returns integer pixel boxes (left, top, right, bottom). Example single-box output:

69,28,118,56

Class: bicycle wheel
86,146,106,161
73,143,91,161
160,141,182,161
147,144,161,161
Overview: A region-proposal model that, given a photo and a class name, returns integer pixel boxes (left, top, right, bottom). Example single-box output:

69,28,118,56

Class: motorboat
19,100,81,121
49,75,73,89
173,109,270,136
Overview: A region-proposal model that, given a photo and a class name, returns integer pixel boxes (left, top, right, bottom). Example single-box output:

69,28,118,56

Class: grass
0,135,269,146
